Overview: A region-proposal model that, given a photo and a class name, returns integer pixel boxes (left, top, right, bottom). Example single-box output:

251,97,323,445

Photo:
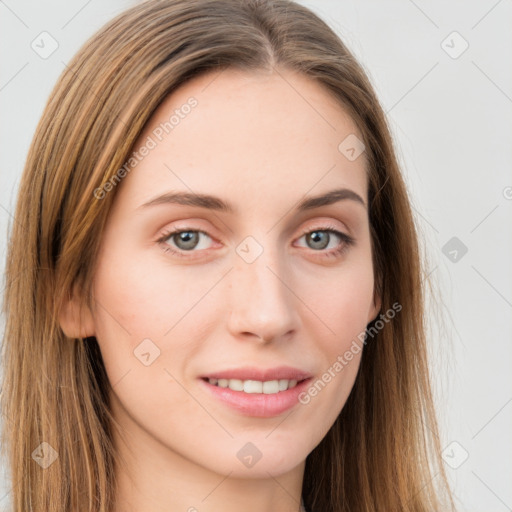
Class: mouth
198,366,314,417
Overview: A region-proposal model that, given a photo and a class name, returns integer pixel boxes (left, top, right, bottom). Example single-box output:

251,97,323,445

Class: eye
295,226,355,259
156,228,214,258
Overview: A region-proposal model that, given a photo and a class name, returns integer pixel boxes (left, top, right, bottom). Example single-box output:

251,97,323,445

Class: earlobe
58,285,95,339
368,292,382,324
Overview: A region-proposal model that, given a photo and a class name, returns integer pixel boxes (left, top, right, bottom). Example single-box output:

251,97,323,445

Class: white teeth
262,380,278,394
278,379,289,391
244,380,262,393
207,377,300,394
228,379,244,391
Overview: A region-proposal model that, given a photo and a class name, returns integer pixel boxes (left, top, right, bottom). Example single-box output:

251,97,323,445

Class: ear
367,289,382,324
58,284,95,339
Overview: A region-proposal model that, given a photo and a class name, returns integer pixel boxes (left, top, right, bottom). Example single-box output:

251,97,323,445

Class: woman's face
87,68,380,478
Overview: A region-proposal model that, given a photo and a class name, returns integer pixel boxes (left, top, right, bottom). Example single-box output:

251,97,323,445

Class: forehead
115,68,367,213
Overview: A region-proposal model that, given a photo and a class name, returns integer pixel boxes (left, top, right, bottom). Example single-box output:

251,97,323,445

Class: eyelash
156,224,355,260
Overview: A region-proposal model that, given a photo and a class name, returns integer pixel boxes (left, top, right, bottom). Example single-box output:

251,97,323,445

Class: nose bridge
227,235,298,341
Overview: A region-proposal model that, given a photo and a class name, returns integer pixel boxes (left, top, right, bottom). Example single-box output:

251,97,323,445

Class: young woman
1,1,456,511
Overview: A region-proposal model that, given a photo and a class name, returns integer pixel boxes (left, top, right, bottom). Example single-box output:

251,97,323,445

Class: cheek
299,256,373,412
310,256,375,344
91,246,205,338
89,252,208,431
89,244,224,386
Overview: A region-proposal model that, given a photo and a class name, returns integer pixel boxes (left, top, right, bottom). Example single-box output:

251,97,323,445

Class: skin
61,67,380,512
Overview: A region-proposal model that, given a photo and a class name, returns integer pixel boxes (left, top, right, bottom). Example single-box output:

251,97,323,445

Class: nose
226,243,299,343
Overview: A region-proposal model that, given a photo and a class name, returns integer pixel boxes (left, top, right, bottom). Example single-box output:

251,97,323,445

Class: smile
205,377,300,394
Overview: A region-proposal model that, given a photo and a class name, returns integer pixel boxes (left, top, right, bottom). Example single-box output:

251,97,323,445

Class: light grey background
1,1,511,511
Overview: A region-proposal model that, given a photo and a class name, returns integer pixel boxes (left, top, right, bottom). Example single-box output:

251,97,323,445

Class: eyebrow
138,187,366,213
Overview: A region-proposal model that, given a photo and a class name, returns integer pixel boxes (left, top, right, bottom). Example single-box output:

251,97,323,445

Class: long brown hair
1,1,455,510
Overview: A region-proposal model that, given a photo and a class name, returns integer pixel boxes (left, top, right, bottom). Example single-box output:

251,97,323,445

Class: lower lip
199,378,313,418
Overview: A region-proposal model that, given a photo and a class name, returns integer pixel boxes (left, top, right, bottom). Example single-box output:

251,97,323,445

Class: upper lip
201,365,313,382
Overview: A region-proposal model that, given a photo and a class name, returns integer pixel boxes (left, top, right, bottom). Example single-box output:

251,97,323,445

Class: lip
201,365,312,382
198,366,313,418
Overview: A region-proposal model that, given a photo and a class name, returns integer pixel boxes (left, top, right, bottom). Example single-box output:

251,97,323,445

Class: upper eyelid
157,214,352,237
